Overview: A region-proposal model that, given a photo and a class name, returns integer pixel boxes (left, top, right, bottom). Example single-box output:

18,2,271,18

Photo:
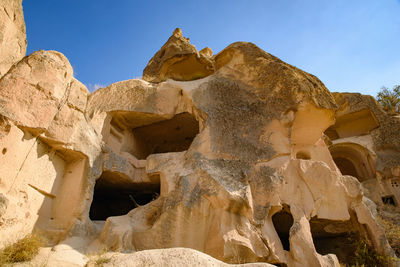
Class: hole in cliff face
333,157,359,178
329,143,375,183
89,172,160,221
296,151,311,160
382,195,396,206
132,112,199,158
325,109,379,140
272,206,294,251
106,112,199,160
310,217,358,264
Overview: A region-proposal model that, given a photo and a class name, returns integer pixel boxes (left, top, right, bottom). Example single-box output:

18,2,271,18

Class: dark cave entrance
329,143,376,183
272,206,294,251
89,172,160,221
382,195,396,206
132,112,199,158
333,157,359,178
107,112,200,160
310,217,358,264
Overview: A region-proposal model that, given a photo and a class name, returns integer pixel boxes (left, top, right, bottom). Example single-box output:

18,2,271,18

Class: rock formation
326,92,400,208
1,1,400,267
0,0,26,77
142,28,215,83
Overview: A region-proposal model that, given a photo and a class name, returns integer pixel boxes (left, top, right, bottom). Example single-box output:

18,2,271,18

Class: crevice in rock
89,171,160,221
272,205,293,251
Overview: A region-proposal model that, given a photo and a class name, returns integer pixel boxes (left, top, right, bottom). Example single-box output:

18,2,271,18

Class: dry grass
85,248,112,267
94,255,111,266
349,239,389,267
378,204,400,256
0,234,42,265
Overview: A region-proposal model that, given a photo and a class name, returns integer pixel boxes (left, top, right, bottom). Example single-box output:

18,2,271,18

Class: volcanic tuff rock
0,0,26,77
1,3,400,266
142,28,215,83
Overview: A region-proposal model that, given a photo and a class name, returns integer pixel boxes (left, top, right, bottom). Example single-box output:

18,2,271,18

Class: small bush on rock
0,234,42,264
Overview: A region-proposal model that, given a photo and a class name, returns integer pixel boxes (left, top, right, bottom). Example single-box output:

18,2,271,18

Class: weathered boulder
142,28,215,83
0,0,26,77
0,50,73,131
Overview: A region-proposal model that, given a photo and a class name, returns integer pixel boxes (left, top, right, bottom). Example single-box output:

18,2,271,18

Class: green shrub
377,85,400,114
0,234,42,264
348,239,388,267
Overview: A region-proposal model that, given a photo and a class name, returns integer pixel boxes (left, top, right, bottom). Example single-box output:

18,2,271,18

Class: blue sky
23,0,400,96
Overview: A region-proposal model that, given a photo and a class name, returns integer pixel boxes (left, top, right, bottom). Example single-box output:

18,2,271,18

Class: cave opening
310,217,358,264
382,195,396,206
89,172,160,221
329,143,376,183
132,112,199,159
296,151,311,160
272,206,294,251
107,112,200,160
333,157,359,179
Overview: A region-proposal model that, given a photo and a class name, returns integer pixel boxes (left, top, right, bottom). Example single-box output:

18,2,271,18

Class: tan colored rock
0,0,26,77
326,92,400,209
89,248,275,267
0,50,73,131
0,50,101,248
200,47,213,57
142,28,215,83
0,10,398,267
83,40,392,266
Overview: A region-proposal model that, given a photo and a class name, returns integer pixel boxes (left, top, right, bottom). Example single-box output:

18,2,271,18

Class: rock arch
329,142,376,182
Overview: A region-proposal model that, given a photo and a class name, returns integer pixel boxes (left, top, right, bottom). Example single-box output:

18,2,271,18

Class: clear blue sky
23,0,400,96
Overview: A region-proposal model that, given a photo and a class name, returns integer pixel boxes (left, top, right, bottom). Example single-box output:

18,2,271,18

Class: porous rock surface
0,0,26,77
88,248,275,267
142,28,215,83
1,3,400,267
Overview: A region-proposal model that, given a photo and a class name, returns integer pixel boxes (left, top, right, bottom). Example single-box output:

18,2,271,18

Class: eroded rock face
79,32,393,266
142,28,215,83
0,49,101,247
0,0,26,77
0,23,398,267
326,92,400,210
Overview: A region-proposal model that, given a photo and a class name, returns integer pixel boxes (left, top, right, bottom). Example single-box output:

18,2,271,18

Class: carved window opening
105,112,199,160
296,151,311,160
382,195,396,206
329,143,376,183
324,109,379,140
333,157,359,178
89,171,160,221
310,217,359,264
272,205,294,251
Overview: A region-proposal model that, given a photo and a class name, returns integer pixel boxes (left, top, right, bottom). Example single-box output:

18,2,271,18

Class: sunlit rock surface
1,3,400,266
0,0,26,77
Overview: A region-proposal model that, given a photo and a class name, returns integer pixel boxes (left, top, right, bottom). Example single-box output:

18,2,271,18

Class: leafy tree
376,85,400,114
